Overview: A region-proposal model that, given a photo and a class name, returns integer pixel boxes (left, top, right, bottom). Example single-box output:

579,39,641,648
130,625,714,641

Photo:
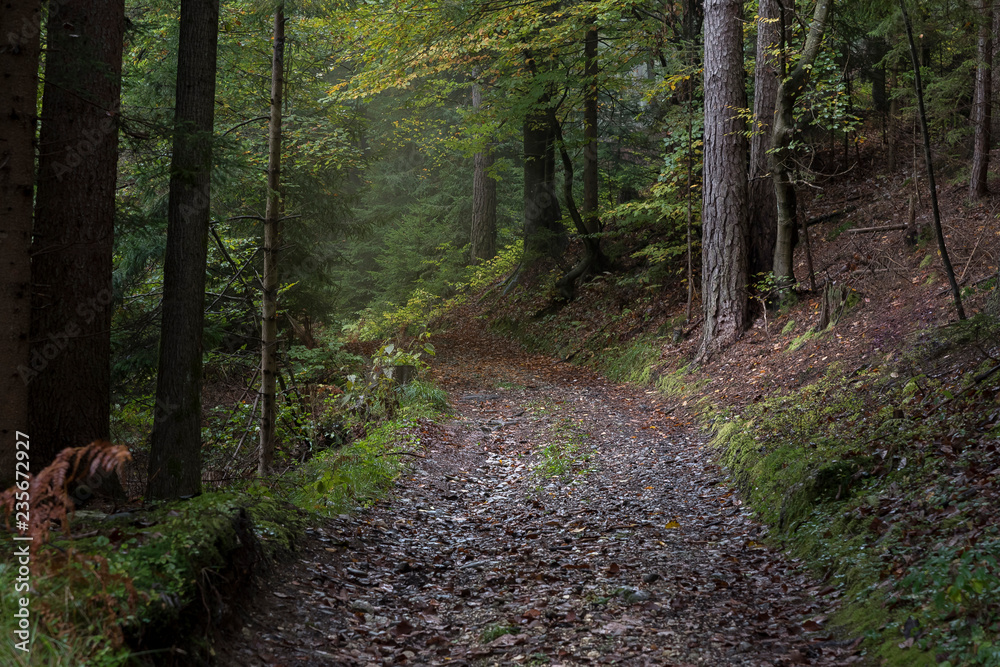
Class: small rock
621,588,652,604
642,572,661,584
349,600,375,614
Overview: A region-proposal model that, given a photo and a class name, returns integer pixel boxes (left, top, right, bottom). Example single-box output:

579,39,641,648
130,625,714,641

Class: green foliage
287,417,425,515
480,622,518,643
534,418,595,479
342,334,438,420
349,241,523,341
900,537,1000,666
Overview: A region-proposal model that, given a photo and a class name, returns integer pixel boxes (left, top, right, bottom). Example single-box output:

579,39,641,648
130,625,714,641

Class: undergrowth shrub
287,417,426,514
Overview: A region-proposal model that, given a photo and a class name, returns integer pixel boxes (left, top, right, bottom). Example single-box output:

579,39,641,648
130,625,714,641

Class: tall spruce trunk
0,1,42,488
147,0,220,499
470,80,497,263
770,0,832,290
28,0,124,481
748,0,780,279
970,0,993,199
259,6,285,475
698,0,749,359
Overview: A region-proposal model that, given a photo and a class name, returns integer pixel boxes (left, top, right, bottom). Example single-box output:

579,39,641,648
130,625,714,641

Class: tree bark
28,0,124,483
748,0,780,279
470,80,497,263
0,1,42,489
970,0,993,199
770,0,832,290
899,0,966,321
698,0,749,360
522,57,566,262
260,6,285,476
147,0,220,499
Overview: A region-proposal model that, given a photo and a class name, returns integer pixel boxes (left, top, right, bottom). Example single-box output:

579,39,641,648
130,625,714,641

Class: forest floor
214,323,866,667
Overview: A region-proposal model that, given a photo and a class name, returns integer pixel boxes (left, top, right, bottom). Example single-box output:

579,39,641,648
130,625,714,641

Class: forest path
215,325,864,666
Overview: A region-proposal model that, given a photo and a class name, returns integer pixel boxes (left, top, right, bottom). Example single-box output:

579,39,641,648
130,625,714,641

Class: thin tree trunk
770,0,832,291
748,0,780,279
470,80,497,263
686,98,695,323
0,2,42,489
698,0,749,360
583,20,600,235
29,0,124,487
888,66,899,171
555,21,607,299
899,0,966,320
260,6,285,476
147,0,220,499
970,0,993,199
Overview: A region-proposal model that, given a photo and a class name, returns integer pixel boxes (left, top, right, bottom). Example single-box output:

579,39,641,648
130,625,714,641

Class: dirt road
215,328,863,666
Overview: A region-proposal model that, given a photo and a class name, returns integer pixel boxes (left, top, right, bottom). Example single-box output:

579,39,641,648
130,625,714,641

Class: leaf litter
215,326,865,666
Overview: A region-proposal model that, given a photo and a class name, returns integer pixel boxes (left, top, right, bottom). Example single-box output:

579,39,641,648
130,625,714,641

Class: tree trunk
583,20,600,236
522,64,566,262
899,0,966,321
470,80,497,263
698,0,749,360
970,0,993,199
888,65,899,171
260,6,285,476
770,0,832,290
28,0,124,486
147,0,220,499
748,0,780,279
0,1,42,489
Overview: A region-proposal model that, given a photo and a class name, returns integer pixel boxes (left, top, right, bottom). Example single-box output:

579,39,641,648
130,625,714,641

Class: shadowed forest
1,0,999,664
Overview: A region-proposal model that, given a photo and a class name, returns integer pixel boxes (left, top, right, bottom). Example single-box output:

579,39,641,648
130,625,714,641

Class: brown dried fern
0,440,132,555
0,442,137,653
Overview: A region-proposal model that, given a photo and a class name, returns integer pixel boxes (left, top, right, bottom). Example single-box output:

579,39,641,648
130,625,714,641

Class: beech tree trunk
748,0,780,279
698,0,749,360
470,80,497,263
260,6,285,476
147,0,220,499
770,0,832,290
970,0,993,199
28,0,124,481
0,2,42,489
